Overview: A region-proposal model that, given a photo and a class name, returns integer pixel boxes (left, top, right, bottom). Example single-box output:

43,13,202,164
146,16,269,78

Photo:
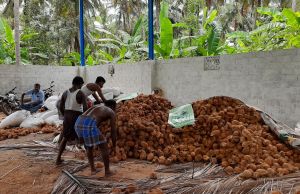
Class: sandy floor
0,133,61,194
0,113,69,193
0,112,164,194
77,160,160,180
0,133,164,194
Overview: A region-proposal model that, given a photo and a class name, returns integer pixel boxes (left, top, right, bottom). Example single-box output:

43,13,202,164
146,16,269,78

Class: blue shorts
75,115,106,147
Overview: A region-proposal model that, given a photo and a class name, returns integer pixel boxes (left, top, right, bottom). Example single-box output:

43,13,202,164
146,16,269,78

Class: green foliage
94,15,148,63
155,1,174,59
62,45,98,66
226,8,300,53
0,17,15,64
63,52,80,66
1,1,300,65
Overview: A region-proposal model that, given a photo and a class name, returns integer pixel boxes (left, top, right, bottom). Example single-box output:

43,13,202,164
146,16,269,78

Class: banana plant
0,17,50,65
0,17,15,64
154,1,173,59
155,1,195,59
195,7,222,56
94,16,148,63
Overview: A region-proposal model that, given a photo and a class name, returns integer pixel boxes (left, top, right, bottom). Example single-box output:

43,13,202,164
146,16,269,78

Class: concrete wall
0,65,78,95
0,61,152,96
153,49,300,126
0,49,300,126
86,61,153,94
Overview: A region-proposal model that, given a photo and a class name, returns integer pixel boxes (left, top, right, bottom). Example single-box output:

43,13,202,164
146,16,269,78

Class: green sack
168,104,195,128
116,93,138,103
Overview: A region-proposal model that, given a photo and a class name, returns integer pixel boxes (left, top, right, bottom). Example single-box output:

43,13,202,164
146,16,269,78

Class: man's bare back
82,105,115,126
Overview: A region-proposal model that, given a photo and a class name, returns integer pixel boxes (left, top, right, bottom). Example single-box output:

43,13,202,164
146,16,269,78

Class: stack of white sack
43,96,59,111
0,95,62,129
0,87,123,129
89,87,123,102
32,95,63,127
0,110,31,129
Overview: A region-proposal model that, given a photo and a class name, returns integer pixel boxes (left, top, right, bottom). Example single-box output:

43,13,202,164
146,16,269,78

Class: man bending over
81,76,107,106
75,100,117,176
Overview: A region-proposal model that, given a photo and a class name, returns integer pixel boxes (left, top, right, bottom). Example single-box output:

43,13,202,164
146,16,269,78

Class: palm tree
14,0,20,65
292,0,296,11
1,0,14,17
110,0,146,33
217,1,254,33
49,0,106,53
155,0,161,31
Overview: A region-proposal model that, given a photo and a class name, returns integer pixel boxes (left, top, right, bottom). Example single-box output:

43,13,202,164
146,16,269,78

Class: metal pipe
148,0,154,60
79,0,85,66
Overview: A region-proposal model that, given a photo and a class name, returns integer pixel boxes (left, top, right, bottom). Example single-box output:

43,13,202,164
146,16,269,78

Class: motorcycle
43,81,55,100
0,87,21,116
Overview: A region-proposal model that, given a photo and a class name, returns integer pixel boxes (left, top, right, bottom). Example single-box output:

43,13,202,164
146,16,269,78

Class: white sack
0,110,30,129
103,92,114,100
40,110,58,120
20,116,45,129
102,87,121,97
43,95,59,110
295,128,300,135
296,122,300,129
45,115,63,127
32,112,43,118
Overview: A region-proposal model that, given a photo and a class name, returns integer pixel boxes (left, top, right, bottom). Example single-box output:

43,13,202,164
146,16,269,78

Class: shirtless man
74,100,117,176
81,76,107,106
56,76,87,165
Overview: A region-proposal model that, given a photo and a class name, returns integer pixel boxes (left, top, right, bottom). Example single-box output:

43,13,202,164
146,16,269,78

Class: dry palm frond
51,161,300,194
162,171,300,194
51,170,87,194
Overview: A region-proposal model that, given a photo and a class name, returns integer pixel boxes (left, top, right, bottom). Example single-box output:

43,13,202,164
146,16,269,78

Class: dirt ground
0,133,61,194
0,134,162,194
0,112,59,194
0,112,162,194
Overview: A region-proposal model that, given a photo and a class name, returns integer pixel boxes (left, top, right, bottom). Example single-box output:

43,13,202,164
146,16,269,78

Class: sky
0,0,285,17
0,3,4,12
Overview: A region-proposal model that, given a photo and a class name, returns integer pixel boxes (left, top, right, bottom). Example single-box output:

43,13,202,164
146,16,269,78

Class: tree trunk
155,0,161,31
206,0,212,9
292,0,296,11
263,0,270,7
74,0,80,52
14,0,21,65
258,0,262,7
